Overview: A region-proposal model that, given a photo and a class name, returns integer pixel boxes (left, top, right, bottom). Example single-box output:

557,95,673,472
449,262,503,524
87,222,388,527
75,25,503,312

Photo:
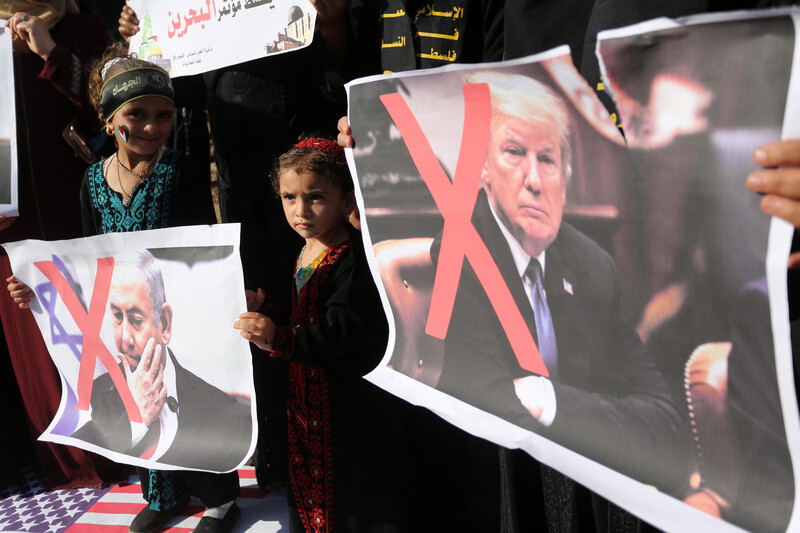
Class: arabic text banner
128,0,316,77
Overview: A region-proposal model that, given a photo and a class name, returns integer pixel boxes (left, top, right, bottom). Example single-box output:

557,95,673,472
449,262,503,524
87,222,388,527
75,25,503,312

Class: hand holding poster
127,0,317,77
2,224,256,473
347,9,800,532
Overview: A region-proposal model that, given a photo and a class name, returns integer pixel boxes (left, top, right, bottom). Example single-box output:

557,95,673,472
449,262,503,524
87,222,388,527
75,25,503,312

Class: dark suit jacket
72,349,252,472
435,190,688,492
726,278,795,533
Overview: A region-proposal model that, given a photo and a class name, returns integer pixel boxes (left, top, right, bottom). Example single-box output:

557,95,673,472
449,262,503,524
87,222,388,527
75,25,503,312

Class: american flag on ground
0,467,287,533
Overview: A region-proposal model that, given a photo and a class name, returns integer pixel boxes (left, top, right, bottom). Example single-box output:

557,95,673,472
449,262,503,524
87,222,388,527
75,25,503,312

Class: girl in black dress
234,138,411,533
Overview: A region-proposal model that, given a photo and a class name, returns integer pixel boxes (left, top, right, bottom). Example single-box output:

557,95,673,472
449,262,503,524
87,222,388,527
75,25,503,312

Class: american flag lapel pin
563,278,574,295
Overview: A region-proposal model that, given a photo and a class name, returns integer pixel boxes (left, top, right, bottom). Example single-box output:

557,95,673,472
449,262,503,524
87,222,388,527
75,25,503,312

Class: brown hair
270,134,353,195
87,42,170,123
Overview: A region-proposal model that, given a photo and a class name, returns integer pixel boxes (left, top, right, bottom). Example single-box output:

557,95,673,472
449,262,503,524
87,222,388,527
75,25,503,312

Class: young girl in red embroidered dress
234,137,396,533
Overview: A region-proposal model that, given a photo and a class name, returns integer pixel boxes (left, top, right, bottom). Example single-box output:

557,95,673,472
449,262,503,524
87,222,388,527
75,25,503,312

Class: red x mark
380,83,548,376
36,257,143,423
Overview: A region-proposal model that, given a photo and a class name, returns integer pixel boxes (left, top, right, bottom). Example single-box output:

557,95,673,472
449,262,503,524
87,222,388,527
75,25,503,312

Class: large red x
380,83,548,376
36,257,143,423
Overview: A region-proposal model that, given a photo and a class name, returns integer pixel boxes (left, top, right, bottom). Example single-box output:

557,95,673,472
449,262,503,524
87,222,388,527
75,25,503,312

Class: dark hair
270,134,353,195
88,42,171,123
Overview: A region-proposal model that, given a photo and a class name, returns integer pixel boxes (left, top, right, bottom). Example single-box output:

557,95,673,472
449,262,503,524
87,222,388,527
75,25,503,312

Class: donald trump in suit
434,72,688,492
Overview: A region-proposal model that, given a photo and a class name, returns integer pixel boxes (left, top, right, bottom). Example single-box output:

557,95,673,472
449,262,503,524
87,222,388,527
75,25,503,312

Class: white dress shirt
488,201,557,426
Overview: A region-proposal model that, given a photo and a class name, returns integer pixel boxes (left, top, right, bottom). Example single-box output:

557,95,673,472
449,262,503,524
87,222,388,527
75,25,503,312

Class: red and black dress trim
271,241,350,533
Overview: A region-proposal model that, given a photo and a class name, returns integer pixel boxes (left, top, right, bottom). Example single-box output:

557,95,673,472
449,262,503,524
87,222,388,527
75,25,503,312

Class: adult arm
171,152,218,226
311,0,348,68
28,13,111,119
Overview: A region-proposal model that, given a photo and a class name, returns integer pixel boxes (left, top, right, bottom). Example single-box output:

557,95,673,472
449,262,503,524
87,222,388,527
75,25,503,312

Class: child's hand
245,288,266,312
234,312,276,352
6,275,34,309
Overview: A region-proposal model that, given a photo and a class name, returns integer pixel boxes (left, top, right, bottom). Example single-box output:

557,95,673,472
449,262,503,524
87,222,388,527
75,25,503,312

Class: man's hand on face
121,337,166,428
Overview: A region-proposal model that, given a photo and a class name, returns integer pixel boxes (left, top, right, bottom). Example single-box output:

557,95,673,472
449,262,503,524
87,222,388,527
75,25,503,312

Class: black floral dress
266,233,412,532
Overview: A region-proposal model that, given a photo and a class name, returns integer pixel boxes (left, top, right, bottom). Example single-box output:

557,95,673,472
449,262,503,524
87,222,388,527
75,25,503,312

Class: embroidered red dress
266,233,398,532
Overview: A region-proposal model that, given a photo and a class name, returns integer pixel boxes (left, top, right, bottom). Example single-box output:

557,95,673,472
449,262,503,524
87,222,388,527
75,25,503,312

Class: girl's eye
311,194,323,201
282,194,295,201
158,112,174,120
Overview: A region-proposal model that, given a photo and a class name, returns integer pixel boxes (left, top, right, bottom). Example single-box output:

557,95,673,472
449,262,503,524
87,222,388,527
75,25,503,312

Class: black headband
100,67,175,121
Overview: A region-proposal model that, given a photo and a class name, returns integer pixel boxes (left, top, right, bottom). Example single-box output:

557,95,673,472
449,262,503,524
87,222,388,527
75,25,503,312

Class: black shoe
129,500,187,533
193,502,241,533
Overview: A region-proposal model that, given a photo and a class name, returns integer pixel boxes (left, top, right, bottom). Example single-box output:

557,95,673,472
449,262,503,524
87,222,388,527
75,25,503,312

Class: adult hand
311,0,346,24
245,288,266,312
748,139,800,227
0,215,18,232
337,115,354,148
6,13,56,59
234,312,276,352
310,0,347,66
6,275,34,309
121,338,166,428
118,4,140,43
748,139,800,268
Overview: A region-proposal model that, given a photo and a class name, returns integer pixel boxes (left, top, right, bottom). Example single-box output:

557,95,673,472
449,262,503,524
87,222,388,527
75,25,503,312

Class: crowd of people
2,1,800,533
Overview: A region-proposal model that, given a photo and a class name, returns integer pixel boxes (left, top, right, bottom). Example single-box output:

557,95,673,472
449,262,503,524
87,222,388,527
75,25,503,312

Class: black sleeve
345,0,382,78
273,242,389,377
169,151,218,227
482,0,505,62
171,74,207,109
726,280,794,532
41,14,112,121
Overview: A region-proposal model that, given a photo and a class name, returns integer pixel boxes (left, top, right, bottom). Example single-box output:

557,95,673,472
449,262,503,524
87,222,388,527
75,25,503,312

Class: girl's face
279,168,354,246
109,96,174,158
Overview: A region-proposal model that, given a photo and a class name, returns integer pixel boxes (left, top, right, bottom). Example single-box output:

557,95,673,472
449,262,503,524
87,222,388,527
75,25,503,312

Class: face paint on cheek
116,124,130,144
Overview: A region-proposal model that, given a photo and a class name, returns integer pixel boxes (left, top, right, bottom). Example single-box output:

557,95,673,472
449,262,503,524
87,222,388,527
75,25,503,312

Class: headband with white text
100,67,175,121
